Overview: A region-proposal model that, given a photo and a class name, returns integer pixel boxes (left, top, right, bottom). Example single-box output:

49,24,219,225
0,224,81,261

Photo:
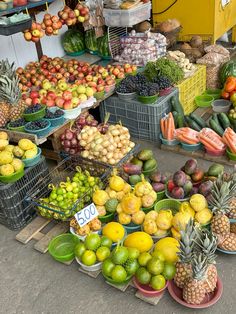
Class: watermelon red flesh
220,60,236,86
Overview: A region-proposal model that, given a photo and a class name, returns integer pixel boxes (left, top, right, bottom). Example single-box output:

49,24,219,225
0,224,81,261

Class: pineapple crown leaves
0,74,21,105
178,219,198,263
0,59,16,79
191,253,208,281
194,229,217,265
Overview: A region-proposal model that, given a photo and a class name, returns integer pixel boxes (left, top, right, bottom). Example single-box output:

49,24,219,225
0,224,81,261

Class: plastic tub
116,91,136,101
102,272,133,285
165,190,190,202
23,105,46,122
181,142,202,152
212,99,231,113
123,222,141,234
154,199,181,215
22,148,42,168
138,95,158,104
133,276,168,297
160,134,179,146
7,124,25,132
75,257,102,272
25,119,51,137
204,89,221,100
205,147,226,157
44,108,65,127
142,165,157,177
226,148,236,161
195,95,213,108
48,234,80,263
0,167,24,183
156,190,166,201
99,212,115,223
61,106,81,120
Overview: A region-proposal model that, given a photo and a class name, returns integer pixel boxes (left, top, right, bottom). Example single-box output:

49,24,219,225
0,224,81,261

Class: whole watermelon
220,60,236,86
97,33,111,58
62,30,85,54
85,29,98,53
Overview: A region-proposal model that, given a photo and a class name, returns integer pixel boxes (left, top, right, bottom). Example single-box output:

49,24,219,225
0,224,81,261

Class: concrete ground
0,142,236,314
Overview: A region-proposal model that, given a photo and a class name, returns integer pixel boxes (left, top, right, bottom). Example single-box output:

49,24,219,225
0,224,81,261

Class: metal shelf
0,0,55,17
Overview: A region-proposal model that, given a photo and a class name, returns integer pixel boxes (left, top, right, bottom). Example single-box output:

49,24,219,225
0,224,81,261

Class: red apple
47,91,57,100
88,81,97,88
62,90,72,100
63,100,73,110
25,97,32,105
55,96,64,108
112,68,120,76
46,99,55,107
97,85,104,92
85,75,93,82
32,97,40,105
30,91,39,99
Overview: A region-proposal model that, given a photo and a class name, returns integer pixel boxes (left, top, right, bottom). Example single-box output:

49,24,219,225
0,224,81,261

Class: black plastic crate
0,203,36,231
0,18,32,36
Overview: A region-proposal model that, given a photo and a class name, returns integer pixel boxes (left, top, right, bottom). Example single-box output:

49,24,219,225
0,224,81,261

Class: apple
55,96,64,108
58,81,68,91
112,68,120,76
62,90,72,100
78,94,87,102
88,82,97,88
97,85,104,92
102,71,109,79
106,79,115,86
85,75,93,82
132,65,137,72
71,97,80,107
41,96,47,105
63,100,73,110
97,78,105,86
30,91,39,99
42,80,52,90
25,97,32,106
78,16,85,23
92,76,98,82
32,98,40,105
125,67,132,73
46,99,55,107
86,87,94,97
47,91,57,100
77,85,86,94
32,29,40,37
78,72,84,79
124,64,131,69
74,9,80,17
117,72,125,79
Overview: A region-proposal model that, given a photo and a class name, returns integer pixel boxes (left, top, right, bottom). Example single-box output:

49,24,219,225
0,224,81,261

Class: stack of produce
85,29,98,54
149,171,167,193
70,217,102,236
167,51,196,77
199,128,225,152
79,123,135,165
160,112,175,141
97,33,111,58
61,30,85,55
175,128,200,145
23,22,44,43
133,176,157,209
142,210,172,237
208,113,231,137
41,14,62,36
179,35,205,62
222,127,236,153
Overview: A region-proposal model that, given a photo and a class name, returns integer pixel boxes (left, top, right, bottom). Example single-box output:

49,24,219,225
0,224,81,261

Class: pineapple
229,197,236,220
195,230,217,293
183,254,208,305
218,233,236,251
174,219,196,288
230,223,236,234
0,108,8,128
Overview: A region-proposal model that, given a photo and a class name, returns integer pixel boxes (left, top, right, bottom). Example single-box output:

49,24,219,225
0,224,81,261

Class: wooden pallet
161,107,236,166
16,216,69,254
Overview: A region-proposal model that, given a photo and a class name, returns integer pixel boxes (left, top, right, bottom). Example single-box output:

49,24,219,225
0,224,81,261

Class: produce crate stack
100,88,178,143
0,157,50,230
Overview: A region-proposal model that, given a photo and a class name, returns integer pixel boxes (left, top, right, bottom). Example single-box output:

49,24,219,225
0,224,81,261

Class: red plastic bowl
159,87,172,96
133,276,169,297
168,278,223,309
205,147,226,157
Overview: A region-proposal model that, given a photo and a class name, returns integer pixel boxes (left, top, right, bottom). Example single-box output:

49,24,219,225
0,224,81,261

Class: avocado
129,175,142,185
207,163,224,177
143,158,157,171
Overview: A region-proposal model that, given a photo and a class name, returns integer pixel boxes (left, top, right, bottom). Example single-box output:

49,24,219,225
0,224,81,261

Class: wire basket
26,156,112,218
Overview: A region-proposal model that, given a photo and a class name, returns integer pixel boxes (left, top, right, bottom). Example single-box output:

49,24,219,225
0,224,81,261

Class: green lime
96,246,111,262
73,187,79,194
138,252,152,266
73,177,79,182
102,258,115,277
150,275,166,291
66,192,74,199
57,188,64,195
81,250,97,266
57,195,64,202
127,247,140,260
50,192,57,200
147,257,164,275
125,259,139,275
72,182,78,188
111,265,127,283
136,267,151,285
84,233,101,251
162,262,176,280
111,247,129,265
75,243,86,258
100,236,112,249
66,185,73,192
151,250,165,262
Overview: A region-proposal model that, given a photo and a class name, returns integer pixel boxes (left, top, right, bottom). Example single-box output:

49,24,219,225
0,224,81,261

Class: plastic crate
103,2,151,27
100,88,178,143
176,65,206,114
27,156,112,216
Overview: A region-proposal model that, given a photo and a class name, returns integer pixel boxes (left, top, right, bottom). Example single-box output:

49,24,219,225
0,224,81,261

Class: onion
64,147,70,152
81,150,89,158
64,140,71,148
80,140,87,147
69,149,76,155
109,158,116,165
103,140,110,148
102,149,108,156
71,138,78,148
101,156,107,163
65,130,74,140
107,152,113,159
60,134,65,140
81,132,88,140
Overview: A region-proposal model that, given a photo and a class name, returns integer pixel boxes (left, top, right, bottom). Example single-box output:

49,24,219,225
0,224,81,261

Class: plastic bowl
133,276,168,297
205,147,226,157
45,108,65,127
203,89,221,100
116,91,136,101
180,142,202,152
142,165,157,177
141,201,157,214
168,278,223,309
22,148,42,168
75,257,102,271
7,123,25,132
61,106,81,120
23,105,46,122
70,227,101,241
102,272,133,285
123,222,141,234
138,95,158,104
154,198,181,215
226,148,236,161
212,99,231,113
160,134,179,146
165,190,190,202
156,190,166,201
25,119,51,137
48,233,80,262
0,166,24,183
159,87,172,96
94,91,105,100
195,95,214,108
99,212,115,223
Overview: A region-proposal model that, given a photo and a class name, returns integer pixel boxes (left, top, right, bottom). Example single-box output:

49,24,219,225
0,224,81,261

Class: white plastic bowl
212,99,231,113
75,257,102,271
61,106,81,119
116,91,136,101
70,227,100,241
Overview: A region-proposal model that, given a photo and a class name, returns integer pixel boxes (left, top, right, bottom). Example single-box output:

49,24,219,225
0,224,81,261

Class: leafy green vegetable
144,58,184,84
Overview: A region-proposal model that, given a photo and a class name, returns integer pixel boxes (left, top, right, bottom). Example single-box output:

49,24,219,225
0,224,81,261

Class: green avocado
207,163,224,177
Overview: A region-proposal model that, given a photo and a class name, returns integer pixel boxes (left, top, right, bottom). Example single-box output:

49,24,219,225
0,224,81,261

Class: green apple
58,82,68,91
42,81,52,91
71,97,80,107
78,94,87,102
86,87,94,97
77,85,86,94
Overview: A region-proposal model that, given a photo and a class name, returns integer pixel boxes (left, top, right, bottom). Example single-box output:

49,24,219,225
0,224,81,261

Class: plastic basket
26,156,112,216
25,119,51,137
154,199,181,215
176,65,206,114
22,148,42,168
0,18,32,36
100,88,178,144
103,2,151,27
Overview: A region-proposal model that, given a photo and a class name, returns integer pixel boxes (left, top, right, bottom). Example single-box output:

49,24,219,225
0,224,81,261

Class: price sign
75,203,99,227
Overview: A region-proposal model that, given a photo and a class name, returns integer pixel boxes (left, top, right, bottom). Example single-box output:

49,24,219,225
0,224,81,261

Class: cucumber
218,113,231,130
170,96,184,116
172,111,179,128
177,114,185,128
209,118,224,136
190,113,206,128
212,113,220,125
185,116,202,131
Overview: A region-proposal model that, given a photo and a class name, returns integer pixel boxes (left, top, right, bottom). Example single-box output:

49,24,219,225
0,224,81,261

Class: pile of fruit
37,167,103,220
23,22,44,43
142,210,172,237
70,217,101,236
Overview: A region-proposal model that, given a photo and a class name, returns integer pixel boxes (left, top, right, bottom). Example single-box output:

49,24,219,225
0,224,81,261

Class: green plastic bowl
138,95,158,104
123,222,141,234
7,123,25,132
142,165,157,177
48,233,80,263
156,190,165,201
203,89,221,100
22,148,42,168
195,95,214,108
99,212,115,223
226,148,236,161
154,199,181,215
181,142,202,152
0,166,24,183
23,105,46,122
102,272,133,285
141,201,157,214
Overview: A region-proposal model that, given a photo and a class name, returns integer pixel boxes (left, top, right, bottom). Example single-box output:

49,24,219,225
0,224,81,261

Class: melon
124,232,153,253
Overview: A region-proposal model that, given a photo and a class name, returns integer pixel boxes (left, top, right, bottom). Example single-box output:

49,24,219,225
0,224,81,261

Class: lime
100,236,112,249
84,233,101,251
151,250,165,262
57,188,64,195
138,252,152,267
73,187,79,194
66,185,73,192
125,259,139,275
74,243,86,258
150,275,166,291
102,258,115,277
136,267,151,285
81,250,96,266
50,192,57,200
127,247,140,260
73,177,79,182
111,265,127,283
147,257,164,275
111,247,129,265
66,192,74,199
57,195,64,202
72,182,78,188
162,262,176,280
96,246,111,262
